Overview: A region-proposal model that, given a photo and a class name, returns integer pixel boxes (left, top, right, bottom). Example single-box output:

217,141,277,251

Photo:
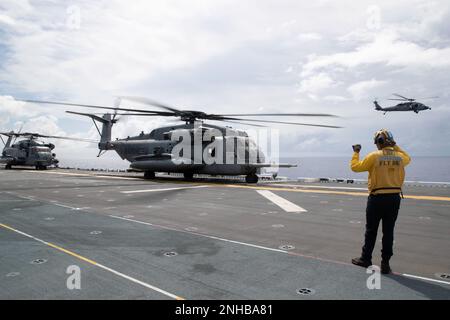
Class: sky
1,0,450,168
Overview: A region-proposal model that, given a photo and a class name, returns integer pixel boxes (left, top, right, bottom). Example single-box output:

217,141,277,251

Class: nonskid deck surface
0,169,449,299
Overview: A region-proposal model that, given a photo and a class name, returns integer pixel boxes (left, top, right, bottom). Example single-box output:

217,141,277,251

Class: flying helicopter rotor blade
392,93,412,100
120,96,182,114
216,117,342,128
416,96,439,100
392,93,409,100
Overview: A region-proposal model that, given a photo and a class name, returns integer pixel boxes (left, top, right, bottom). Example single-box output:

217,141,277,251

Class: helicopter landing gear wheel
183,172,194,180
35,165,47,170
144,171,155,179
245,173,259,184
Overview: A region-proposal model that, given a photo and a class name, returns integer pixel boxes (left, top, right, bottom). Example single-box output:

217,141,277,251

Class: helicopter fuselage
105,123,268,176
1,139,58,169
375,101,431,113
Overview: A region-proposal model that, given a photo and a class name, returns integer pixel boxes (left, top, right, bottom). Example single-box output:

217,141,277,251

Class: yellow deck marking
0,223,184,300
221,184,450,202
18,170,450,202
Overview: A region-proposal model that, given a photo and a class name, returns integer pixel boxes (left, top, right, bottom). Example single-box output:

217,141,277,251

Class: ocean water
277,156,450,183
60,155,450,183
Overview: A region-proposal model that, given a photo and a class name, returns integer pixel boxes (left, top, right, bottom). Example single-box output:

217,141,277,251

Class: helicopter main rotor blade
217,117,342,128
100,113,171,116
0,131,32,137
214,113,338,117
121,96,182,114
13,123,24,144
18,99,174,116
0,130,97,142
36,135,99,143
20,97,343,128
212,120,267,127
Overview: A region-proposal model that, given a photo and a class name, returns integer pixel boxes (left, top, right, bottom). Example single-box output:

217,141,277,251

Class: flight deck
0,168,449,299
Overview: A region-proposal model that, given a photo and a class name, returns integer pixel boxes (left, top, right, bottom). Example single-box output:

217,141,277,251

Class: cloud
21,115,63,135
298,73,336,97
0,13,16,26
347,79,386,101
0,95,40,117
302,30,450,77
1,0,450,165
297,33,322,41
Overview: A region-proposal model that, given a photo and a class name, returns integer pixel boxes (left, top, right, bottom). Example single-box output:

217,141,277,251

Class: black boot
351,257,372,268
381,260,392,274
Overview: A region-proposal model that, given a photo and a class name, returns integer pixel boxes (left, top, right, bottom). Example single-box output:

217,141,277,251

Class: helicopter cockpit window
31,147,51,153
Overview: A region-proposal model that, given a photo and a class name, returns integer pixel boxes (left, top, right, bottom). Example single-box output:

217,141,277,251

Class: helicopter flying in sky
0,131,96,170
20,97,342,183
374,93,437,114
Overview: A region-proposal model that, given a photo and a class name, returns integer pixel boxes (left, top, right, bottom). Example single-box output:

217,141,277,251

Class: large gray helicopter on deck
0,131,96,170
21,97,341,183
374,93,437,114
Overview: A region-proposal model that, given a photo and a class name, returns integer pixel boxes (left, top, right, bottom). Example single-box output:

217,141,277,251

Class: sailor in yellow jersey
350,129,411,274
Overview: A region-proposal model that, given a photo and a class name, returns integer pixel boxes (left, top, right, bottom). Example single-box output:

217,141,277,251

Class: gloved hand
352,144,362,153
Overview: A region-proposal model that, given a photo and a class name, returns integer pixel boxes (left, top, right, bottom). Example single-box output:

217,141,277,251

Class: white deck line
0,223,183,300
121,185,209,194
256,190,307,212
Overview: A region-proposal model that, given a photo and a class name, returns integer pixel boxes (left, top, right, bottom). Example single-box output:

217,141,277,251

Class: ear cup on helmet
376,135,385,145
374,129,394,145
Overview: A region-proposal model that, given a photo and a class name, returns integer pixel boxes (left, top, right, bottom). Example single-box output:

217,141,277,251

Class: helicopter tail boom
66,111,114,150
374,101,383,111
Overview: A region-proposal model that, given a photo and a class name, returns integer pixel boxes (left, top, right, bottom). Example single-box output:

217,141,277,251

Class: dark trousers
361,193,401,262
